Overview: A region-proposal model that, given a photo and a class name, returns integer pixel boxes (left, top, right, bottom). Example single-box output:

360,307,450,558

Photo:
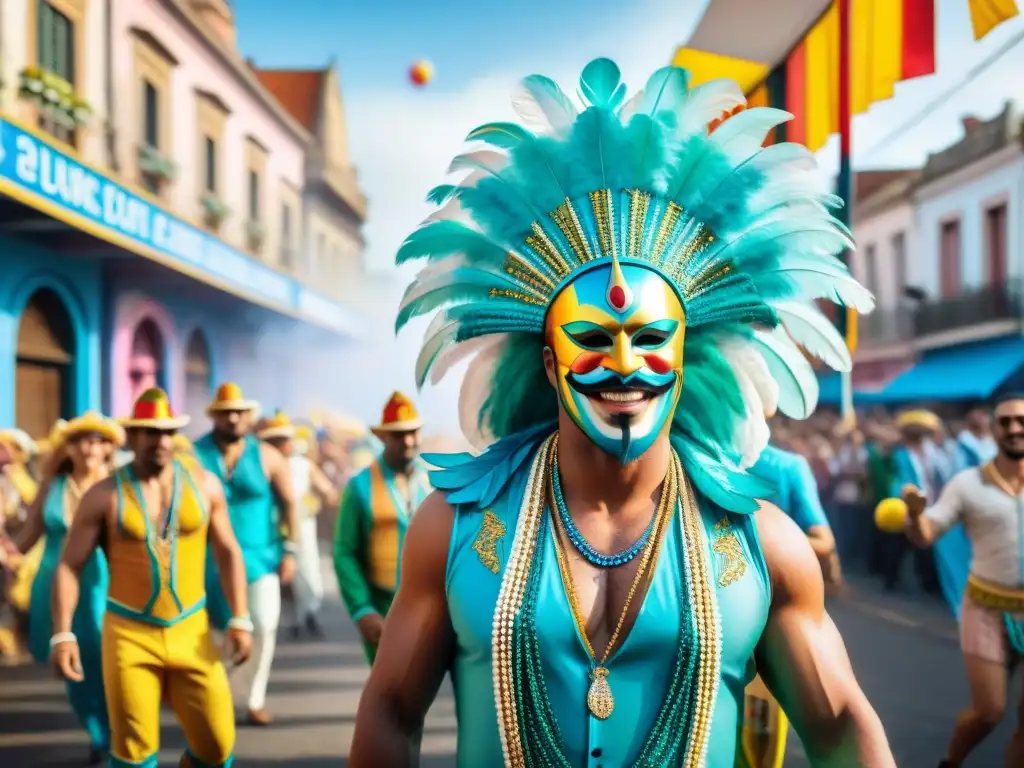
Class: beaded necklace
492,434,723,767
549,457,673,720
551,449,657,567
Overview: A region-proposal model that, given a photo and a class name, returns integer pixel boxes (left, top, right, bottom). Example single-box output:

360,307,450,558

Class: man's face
967,407,991,434
382,429,420,468
129,428,176,470
211,410,251,441
994,399,1024,460
66,433,109,472
268,436,293,457
545,263,685,464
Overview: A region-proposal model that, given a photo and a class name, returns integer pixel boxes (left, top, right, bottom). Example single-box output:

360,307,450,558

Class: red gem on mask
608,285,627,311
644,354,673,374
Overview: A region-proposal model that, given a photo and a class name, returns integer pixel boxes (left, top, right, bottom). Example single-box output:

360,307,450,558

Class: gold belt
966,574,1024,611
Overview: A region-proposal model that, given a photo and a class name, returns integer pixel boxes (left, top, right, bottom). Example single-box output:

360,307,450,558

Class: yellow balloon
874,497,908,534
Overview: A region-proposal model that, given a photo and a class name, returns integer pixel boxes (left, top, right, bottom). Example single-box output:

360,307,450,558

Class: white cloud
336,0,703,436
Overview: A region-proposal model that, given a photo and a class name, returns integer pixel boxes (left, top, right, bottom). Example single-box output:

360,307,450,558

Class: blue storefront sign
0,118,353,334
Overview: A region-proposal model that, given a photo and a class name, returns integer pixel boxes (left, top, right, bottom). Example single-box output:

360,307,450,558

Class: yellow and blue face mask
546,262,686,463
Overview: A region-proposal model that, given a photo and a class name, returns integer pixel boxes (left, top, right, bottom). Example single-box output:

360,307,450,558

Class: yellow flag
969,0,1019,40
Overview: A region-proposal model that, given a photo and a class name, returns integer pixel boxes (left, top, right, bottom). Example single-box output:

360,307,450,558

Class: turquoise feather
465,122,535,150
395,221,506,265
578,58,625,110
395,268,542,331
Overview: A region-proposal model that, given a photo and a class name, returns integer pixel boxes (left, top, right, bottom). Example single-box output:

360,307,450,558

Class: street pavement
0,558,1017,766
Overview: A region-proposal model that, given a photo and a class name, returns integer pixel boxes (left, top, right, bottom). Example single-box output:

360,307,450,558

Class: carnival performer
194,382,298,727
900,393,1024,767
11,412,122,764
333,392,431,663
885,411,950,598
258,412,338,639
50,388,252,768
349,59,892,767
740,435,840,768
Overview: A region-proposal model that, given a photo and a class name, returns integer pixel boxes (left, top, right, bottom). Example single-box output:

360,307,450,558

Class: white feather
424,196,472,225
431,334,508,387
753,327,819,419
618,88,645,122
676,78,745,138
719,340,777,467
773,300,852,372
413,255,467,282
458,338,507,449
511,77,578,136
720,340,779,417
448,150,507,175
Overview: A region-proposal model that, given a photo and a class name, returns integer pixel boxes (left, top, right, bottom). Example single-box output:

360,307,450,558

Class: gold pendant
586,666,614,720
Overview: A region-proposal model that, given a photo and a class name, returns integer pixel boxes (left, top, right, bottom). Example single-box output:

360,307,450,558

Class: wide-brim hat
0,429,39,456
207,382,259,413
64,411,126,447
257,411,296,440
371,391,424,434
895,409,940,433
120,388,191,430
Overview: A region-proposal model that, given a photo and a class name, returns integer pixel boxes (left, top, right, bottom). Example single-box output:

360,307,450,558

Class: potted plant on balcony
245,219,266,253
200,193,231,231
138,144,178,189
17,66,45,101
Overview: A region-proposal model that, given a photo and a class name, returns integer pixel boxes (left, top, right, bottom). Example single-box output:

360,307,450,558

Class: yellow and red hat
120,388,190,430
64,411,126,447
207,382,259,413
372,391,423,433
895,409,940,433
257,411,296,440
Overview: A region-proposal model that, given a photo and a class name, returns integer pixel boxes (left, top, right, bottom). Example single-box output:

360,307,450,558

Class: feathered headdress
396,58,873,512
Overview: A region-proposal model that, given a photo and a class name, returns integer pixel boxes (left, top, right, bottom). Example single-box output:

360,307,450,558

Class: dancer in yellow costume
50,389,253,768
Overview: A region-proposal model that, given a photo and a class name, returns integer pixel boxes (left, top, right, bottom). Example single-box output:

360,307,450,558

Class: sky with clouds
235,0,1024,434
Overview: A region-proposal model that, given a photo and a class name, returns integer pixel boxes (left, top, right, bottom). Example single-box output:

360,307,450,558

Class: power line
861,24,1024,160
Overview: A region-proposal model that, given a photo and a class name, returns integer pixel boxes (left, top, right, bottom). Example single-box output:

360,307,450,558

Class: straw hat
0,429,39,456
119,388,191,430
206,382,259,413
895,409,941,433
64,411,126,446
257,411,296,440
371,392,423,434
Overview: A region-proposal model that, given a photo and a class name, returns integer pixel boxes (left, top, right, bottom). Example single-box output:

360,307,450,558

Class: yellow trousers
737,676,789,768
102,609,235,767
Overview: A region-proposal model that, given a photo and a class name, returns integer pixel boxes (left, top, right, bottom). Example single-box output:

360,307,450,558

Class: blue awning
817,373,886,406
875,336,1024,403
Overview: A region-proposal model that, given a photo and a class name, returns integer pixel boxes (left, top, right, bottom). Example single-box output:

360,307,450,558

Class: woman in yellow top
13,412,124,765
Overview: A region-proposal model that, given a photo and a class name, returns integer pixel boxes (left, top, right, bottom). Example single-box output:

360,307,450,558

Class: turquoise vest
435,434,772,767
195,434,281,581
29,476,108,664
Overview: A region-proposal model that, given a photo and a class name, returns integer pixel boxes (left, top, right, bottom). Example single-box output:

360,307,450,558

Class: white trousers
244,572,281,711
293,517,324,621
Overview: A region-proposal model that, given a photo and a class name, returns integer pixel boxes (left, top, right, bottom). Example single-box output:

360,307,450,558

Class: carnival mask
545,261,686,463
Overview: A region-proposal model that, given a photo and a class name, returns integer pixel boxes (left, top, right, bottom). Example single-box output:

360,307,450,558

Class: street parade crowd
2,57,1024,768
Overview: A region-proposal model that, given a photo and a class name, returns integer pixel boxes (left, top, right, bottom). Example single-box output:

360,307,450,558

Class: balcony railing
913,278,1024,338
858,306,915,346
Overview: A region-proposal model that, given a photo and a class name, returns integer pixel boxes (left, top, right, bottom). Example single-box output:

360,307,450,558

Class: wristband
227,616,254,633
49,632,77,649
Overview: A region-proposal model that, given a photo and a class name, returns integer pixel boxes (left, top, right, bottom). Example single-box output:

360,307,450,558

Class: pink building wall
109,293,184,419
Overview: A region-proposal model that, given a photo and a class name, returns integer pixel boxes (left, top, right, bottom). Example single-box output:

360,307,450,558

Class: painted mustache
565,369,675,397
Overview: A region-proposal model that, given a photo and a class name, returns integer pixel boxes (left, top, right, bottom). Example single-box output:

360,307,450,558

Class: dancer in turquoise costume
349,59,893,767
15,412,124,765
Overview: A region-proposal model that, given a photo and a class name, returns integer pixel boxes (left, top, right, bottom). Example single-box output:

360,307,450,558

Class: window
985,203,1008,286
37,1,76,146
204,137,217,193
143,80,159,148
891,231,907,296
248,170,260,220
939,219,961,299
863,244,878,296
280,205,292,267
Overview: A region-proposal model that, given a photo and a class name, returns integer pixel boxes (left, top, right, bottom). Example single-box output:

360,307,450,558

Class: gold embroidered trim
967,573,1024,611
589,189,616,260
712,516,747,588
549,199,593,264
626,189,650,260
503,251,556,292
473,509,507,574
651,202,684,265
526,222,572,279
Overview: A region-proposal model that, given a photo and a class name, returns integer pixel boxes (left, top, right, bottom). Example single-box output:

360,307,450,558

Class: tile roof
251,68,325,131
854,169,918,204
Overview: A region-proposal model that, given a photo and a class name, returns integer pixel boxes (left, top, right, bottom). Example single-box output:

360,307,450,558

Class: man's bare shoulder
200,467,226,503
404,491,456,573
79,476,118,515
753,500,822,602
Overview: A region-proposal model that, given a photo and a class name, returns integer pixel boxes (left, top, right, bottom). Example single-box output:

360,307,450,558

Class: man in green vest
333,392,431,663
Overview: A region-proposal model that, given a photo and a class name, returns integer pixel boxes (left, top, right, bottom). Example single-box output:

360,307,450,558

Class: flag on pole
673,0,1019,152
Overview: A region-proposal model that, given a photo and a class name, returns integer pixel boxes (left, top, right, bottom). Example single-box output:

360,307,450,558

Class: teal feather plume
752,327,819,419
395,267,541,332
465,122,535,150
578,58,626,110
395,221,505,266
511,75,578,135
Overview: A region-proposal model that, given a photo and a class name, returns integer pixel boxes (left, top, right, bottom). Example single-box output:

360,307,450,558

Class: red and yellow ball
409,60,433,87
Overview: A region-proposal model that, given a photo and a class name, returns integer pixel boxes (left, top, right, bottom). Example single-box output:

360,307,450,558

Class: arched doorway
15,289,75,439
183,329,212,433
129,318,165,405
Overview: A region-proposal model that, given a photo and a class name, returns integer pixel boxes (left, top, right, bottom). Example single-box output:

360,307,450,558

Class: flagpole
837,0,856,427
